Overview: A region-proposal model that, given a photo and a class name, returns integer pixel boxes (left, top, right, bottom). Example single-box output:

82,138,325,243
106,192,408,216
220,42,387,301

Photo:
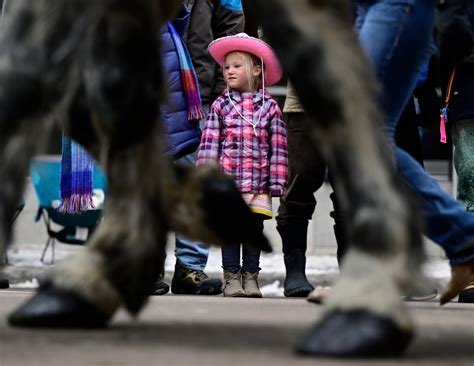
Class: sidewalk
3,165,452,296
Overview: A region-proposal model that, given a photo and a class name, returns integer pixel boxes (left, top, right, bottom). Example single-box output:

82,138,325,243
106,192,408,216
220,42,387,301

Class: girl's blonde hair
227,51,262,91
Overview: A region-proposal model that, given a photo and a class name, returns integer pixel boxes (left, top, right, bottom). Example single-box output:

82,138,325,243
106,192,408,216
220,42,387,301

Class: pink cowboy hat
208,33,283,86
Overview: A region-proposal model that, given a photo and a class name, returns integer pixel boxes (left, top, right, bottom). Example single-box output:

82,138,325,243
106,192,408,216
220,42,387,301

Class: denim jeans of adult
174,104,210,271
356,0,474,265
221,214,264,273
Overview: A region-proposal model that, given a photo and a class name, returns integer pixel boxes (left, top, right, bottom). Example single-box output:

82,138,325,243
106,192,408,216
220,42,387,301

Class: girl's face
223,52,261,92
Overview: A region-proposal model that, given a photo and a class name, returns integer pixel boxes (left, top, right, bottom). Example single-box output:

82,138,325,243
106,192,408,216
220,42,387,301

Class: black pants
276,113,347,262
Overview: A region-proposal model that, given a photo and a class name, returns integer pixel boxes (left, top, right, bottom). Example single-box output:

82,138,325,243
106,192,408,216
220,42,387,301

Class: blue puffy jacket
161,15,202,160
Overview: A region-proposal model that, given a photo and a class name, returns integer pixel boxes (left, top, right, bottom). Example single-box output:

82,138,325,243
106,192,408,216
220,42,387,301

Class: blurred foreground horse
0,0,453,358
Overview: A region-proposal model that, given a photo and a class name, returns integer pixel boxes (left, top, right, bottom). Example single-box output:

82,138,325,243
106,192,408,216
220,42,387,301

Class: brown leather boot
242,271,262,298
223,270,246,297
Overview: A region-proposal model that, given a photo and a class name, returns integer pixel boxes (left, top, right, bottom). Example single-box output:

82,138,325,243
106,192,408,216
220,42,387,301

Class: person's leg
242,215,264,274
221,244,241,273
174,104,211,272
166,104,222,294
452,119,474,212
395,100,425,167
276,112,327,296
222,244,246,297
171,189,223,295
241,214,264,298
174,235,210,271
358,0,474,267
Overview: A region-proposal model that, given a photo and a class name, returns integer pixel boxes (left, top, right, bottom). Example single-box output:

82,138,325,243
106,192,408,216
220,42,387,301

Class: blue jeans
174,104,210,271
356,0,474,265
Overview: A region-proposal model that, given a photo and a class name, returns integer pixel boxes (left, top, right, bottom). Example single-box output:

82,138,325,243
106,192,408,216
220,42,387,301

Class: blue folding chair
29,155,107,263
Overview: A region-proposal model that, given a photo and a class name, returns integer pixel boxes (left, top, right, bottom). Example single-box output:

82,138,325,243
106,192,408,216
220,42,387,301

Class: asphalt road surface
0,290,473,366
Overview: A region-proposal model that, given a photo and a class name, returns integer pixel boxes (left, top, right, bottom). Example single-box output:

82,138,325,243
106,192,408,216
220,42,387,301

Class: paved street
1,291,473,366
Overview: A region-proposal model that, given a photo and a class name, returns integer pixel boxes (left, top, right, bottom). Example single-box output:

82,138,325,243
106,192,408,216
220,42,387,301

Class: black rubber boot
283,249,314,297
277,222,313,297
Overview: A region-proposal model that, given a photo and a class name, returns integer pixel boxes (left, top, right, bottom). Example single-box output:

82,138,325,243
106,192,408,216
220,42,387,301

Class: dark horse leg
6,0,178,326
6,0,270,327
0,0,97,268
255,0,424,357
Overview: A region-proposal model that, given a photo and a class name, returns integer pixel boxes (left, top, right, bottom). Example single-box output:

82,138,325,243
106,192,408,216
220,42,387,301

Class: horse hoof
8,282,110,328
296,309,413,358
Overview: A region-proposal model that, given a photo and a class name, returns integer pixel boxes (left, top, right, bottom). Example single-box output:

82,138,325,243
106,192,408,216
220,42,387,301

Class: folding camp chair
13,198,25,222
30,155,107,263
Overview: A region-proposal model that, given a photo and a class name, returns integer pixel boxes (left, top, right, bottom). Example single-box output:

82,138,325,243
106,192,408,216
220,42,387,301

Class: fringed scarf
59,135,94,213
167,21,204,121
57,23,201,212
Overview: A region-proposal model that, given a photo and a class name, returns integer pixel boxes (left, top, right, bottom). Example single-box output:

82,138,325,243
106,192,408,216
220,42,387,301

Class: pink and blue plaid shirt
197,88,288,196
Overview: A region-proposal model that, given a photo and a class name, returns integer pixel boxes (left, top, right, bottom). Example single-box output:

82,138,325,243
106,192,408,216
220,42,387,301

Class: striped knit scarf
57,24,201,212
167,21,204,121
59,135,94,213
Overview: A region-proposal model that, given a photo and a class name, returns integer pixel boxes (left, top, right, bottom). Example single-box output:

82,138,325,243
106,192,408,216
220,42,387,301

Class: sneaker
458,281,474,303
151,280,170,296
171,260,222,295
0,276,9,289
242,271,262,298
223,270,246,297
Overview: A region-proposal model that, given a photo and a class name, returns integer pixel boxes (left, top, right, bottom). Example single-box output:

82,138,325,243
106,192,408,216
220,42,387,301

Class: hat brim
208,36,283,86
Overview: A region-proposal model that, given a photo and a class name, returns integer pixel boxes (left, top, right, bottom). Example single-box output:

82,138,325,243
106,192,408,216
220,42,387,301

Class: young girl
196,33,288,298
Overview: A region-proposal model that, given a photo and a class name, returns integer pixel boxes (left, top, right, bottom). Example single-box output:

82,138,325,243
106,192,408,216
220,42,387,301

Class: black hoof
0,276,9,289
296,309,413,358
8,282,110,328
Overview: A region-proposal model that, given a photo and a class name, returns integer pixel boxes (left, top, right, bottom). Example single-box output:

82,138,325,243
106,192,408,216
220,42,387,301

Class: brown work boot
223,270,246,297
242,271,262,298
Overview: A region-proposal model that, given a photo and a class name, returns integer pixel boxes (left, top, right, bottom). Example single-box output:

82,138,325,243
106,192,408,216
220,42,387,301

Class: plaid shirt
197,88,288,196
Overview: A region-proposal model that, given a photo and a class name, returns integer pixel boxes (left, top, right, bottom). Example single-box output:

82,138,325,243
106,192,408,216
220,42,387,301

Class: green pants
452,119,474,212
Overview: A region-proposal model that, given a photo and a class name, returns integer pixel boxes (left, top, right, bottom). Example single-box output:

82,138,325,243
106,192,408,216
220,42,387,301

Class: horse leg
0,0,92,260
255,0,424,357
7,0,175,327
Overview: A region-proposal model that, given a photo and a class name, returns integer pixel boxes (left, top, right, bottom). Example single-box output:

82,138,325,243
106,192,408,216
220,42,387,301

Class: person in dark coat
157,0,245,296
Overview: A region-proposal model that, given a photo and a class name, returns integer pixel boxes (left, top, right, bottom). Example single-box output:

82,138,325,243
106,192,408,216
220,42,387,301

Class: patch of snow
260,280,284,297
422,259,450,285
12,278,39,288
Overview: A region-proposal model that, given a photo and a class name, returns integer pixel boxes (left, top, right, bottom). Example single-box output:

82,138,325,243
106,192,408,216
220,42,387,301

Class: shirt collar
226,88,269,104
